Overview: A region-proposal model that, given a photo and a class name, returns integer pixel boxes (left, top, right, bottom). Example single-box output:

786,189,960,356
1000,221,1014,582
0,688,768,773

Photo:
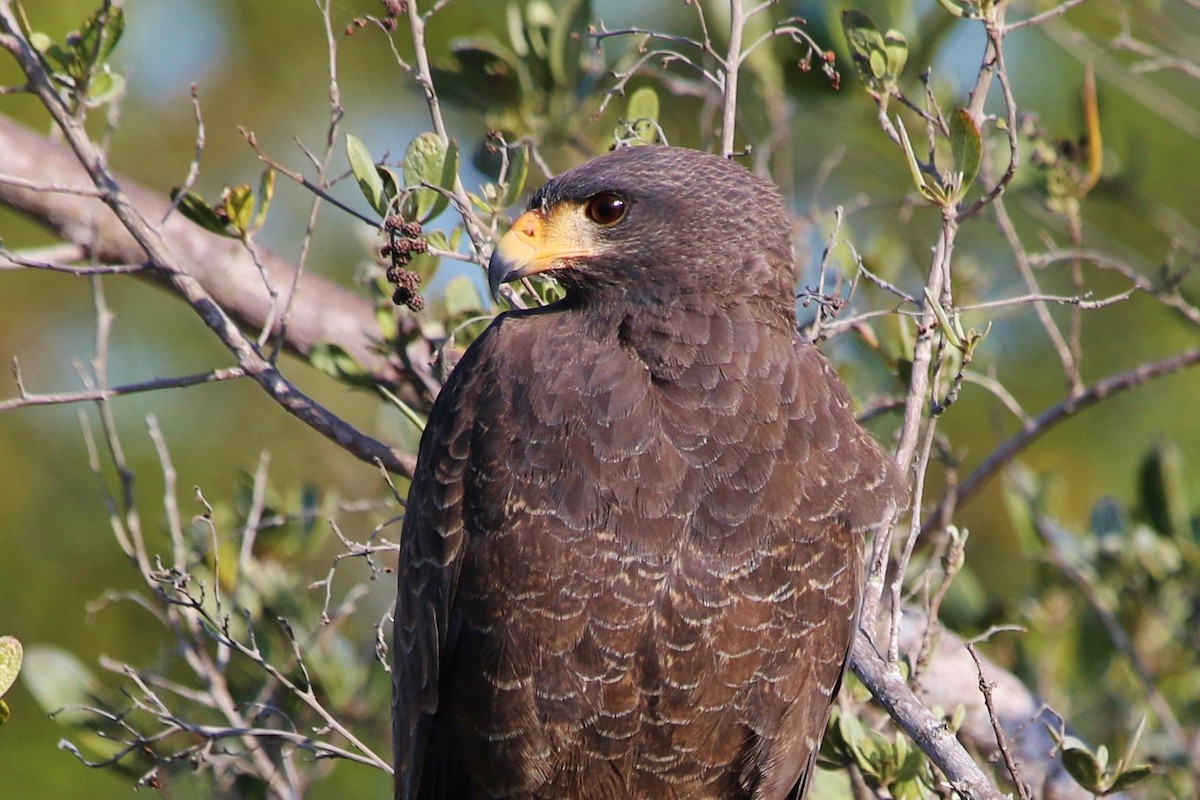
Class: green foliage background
1,0,1197,797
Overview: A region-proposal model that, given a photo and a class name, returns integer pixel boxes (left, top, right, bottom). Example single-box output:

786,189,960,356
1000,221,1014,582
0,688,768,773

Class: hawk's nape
393,146,905,800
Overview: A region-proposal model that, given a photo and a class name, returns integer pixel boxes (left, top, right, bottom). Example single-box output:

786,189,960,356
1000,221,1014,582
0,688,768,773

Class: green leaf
436,139,459,217
29,31,55,56
223,184,255,237
171,188,232,236
254,168,276,230
408,228,448,282
548,0,590,87
950,109,982,196
404,133,457,222
84,66,124,105
430,37,521,111
37,39,76,76
404,133,445,221
378,165,402,208
936,0,966,15
1002,465,1041,556
841,11,882,56
500,143,530,208
1109,765,1154,792
21,645,99,726
375,299,398,342
627,86,659,124
883,30,908,80
949,703,966,733
506,3,529,57
841,11,908,96
837,710,869,766
1139,439,1190,538
1116,714,1147,776
869,49,887,80
0,636,22,697
623,86,661,145
895,734,925,782
1062,740,1103,792
841,11,885,88
346,134,387,216
426,229,452,251
525,1,555,57
309,342,375,389
78,6,125,66
896,116,943,205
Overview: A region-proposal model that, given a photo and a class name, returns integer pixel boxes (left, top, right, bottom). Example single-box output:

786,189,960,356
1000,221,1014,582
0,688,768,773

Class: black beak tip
487,251,510,304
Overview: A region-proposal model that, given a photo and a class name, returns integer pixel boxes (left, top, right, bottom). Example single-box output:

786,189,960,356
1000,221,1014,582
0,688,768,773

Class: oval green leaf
1109,765,1154,792
841,10,886,90
254,168,276,230
405,133,453,222
500,143,530,208
378,165,402,209
223,184,255,237
0,636,23,697
883,30,908,80
549,0,590,86
1062,743,1103,792
347,133,387,216
950,109,982,195
85,67,125,105
171,188,232,236
434,139,460,220
309,342,374,388
79,7,125,65
627,86,660,124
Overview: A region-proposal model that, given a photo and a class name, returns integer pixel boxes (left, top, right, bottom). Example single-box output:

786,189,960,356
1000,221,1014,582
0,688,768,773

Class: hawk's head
488,147,795,314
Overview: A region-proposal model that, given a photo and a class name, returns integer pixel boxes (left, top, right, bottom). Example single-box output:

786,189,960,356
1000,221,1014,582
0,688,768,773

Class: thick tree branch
852,631,1007,800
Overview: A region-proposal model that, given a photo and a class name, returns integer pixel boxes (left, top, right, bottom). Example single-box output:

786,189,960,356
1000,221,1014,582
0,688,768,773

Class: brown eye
585,193,627,226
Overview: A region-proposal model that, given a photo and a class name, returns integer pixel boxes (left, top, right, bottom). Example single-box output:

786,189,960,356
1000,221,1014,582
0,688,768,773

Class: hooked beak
487,208,593,301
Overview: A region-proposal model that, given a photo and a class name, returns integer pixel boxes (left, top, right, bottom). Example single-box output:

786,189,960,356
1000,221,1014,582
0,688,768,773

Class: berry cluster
382,215,428,312
346,0,405,35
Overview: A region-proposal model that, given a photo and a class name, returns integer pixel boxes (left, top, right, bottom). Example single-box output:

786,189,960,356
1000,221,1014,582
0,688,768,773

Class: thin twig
965,639,1034,800
0,365,246,412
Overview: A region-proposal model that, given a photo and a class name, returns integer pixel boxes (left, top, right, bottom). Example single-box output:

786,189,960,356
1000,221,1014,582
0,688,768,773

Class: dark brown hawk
393,146,904,799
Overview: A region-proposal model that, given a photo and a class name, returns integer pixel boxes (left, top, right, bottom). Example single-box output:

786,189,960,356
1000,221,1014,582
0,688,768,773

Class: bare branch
1,363,246,412
1005,0,1094,33
719,0,746,157
965,640,1034,800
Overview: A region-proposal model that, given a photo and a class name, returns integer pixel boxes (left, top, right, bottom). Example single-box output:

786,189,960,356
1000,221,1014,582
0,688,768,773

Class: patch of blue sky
119,0,231,105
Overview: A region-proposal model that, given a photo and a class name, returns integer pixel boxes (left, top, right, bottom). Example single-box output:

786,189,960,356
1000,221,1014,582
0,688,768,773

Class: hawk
393,146,904,799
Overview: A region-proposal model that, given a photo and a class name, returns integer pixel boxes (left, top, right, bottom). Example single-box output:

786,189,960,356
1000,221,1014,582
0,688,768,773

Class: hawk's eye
585,193,627,226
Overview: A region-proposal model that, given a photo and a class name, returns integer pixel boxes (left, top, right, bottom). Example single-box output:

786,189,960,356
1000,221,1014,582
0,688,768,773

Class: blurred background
1,0,1197,797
